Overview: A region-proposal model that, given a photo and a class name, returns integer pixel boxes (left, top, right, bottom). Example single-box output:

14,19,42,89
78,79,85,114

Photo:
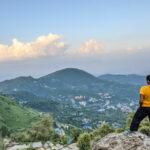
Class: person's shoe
124,130,132,137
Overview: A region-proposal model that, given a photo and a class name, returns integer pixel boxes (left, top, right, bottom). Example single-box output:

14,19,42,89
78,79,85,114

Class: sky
0,0,150,81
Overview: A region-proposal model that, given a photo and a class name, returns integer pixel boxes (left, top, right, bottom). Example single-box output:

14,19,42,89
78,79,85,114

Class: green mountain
0,68,140,98
0,68,141,115
98,74,146,86
39,68,100,86
0,95,39,132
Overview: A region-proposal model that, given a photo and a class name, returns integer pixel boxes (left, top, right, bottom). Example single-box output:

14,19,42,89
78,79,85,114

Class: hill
0,68,141,128
0,95,39,131
98,74,146,85
39,68,100,86
0,68,140,100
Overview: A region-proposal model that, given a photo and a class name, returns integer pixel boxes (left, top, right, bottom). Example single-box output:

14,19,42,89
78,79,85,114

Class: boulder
92,132,150,150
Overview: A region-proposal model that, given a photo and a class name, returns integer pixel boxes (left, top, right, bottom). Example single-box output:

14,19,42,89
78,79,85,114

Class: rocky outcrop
92,132,150,150
3,139,79,150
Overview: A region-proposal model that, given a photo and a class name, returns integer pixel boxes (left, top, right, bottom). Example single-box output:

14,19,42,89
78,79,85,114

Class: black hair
146,75,150,81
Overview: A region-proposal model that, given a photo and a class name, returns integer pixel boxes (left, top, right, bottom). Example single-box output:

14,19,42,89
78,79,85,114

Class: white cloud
68,39,104,56
0,33,68,61
127,47,143,52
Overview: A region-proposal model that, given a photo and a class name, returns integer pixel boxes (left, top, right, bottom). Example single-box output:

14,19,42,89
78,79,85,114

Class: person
125,75,150,135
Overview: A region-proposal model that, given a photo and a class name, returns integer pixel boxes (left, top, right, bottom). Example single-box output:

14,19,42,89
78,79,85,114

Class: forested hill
0,95,39,131
0,68,140,101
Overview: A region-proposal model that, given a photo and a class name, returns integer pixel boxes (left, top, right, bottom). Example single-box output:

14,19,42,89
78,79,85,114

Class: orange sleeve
140,86,145,95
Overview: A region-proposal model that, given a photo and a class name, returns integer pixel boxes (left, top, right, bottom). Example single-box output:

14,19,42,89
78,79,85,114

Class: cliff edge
92,132,150,150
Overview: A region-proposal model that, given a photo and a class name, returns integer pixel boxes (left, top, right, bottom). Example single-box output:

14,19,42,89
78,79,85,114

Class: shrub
92,124,115,139
0,125,9,137
71,128,81,142
60,135,70,145
93,135,101,143
139,126,150,136
11,115,55,143
126,111,135,129
77,132,91,150
115,128,125,133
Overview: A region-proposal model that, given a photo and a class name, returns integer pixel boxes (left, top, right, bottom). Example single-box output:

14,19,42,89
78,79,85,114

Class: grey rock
6,144,29,150
92,132,150,150
32,142,42,148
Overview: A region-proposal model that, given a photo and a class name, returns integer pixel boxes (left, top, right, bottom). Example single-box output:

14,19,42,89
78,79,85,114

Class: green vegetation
22,148,36,150
0,95,39,132
91,123,115,142
25,100,128,128
11,115,54,142
71,128,81,142
77,132,91,150
0,134,4,150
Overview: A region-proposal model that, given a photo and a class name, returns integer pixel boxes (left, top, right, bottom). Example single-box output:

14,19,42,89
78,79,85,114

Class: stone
32,142,42,148
92,132,150,150
6,144,29,150
68,143,79,150
44,143,49,148
38,148,45,150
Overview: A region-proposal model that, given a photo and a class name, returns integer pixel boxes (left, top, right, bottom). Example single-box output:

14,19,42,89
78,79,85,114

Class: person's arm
139,86,144,106
139,94,144,105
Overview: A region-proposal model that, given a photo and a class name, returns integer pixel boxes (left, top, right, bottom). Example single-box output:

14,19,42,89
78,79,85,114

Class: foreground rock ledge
92,132,150,150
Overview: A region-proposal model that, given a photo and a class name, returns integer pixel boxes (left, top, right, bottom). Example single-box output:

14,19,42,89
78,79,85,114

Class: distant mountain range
98,74,146,86
0,68,140,105
0,68,145,128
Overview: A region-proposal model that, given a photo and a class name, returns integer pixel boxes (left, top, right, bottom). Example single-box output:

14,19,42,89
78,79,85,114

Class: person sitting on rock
126,75,150,135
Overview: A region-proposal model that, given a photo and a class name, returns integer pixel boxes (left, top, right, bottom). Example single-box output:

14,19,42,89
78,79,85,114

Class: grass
0,95,39,132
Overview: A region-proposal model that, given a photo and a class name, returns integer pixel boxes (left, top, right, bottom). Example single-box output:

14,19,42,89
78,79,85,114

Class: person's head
146,75,150,85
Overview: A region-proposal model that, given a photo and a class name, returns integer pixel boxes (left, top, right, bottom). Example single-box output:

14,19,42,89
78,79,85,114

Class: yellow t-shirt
140,85,150,107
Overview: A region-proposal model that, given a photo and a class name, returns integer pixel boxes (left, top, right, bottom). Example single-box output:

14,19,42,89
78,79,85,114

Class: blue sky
0,0,150,81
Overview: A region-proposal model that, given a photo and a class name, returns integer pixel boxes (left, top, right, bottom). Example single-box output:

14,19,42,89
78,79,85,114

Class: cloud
68,39,104,56
127,47,143,52
0,33,68,61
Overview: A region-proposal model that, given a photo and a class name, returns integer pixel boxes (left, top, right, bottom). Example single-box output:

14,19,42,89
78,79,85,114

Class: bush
11,115,55,143
77,132,91,150
71,128,81,142
93,135,101,143
92,124,115,139
60,135,70,145
139,126,150,136
126,111,135,129
115,128,125,133
0,125,9,137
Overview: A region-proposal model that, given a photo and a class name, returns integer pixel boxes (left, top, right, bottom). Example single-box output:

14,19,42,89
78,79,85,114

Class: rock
44,143,49,148
60,147,71,150
51,145,59,150
32,142,43,148
92,132,150,150
56,143,63,149
68,143,79,150
6,144,29,150
47,141,54,147
38,148,45,150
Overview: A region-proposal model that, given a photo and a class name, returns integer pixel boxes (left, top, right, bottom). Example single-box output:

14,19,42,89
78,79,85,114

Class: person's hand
139,100,143,106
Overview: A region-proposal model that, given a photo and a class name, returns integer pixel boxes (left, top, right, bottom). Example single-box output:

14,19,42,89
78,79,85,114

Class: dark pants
130,106,150,131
